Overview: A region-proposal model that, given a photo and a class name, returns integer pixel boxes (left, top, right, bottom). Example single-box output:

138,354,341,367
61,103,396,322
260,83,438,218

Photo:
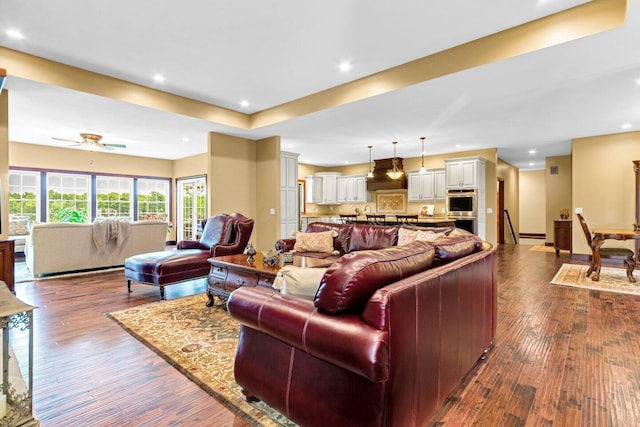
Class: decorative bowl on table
262,250,280,267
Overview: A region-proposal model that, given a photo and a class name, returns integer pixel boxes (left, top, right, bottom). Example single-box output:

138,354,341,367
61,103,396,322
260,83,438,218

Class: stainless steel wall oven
446,189,477,217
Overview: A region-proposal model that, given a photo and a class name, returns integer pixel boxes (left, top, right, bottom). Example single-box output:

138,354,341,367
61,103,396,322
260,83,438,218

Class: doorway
497,178,505,244
177,176,207,241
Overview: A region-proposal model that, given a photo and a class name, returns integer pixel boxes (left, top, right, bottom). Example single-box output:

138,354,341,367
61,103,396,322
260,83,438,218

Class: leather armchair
176,214,236,251
211,213,254,257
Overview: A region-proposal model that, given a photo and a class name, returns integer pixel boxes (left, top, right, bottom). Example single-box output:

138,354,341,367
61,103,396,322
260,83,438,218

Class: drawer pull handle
237,278,245,285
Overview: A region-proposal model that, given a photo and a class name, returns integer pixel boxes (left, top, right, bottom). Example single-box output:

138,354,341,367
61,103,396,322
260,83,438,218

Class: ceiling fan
52,133,127,151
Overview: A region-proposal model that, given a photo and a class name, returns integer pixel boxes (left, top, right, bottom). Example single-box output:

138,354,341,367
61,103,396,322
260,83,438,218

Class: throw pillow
9,218,30,236
397,227,418,246
293,230,335,253
273,265,328,300
415,230,447,242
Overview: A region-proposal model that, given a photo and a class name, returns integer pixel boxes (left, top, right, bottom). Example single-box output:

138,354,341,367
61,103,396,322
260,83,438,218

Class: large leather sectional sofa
228,221,497,426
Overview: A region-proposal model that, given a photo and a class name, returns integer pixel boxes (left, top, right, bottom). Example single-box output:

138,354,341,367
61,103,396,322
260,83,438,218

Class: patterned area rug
108,294,296,427
550,263,640,295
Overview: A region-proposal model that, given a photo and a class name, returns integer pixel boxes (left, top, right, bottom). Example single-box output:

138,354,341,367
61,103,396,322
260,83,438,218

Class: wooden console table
553,220,572,256
0,240,15,292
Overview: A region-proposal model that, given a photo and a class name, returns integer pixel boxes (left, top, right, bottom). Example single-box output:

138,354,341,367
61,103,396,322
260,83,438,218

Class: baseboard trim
519,233,545,239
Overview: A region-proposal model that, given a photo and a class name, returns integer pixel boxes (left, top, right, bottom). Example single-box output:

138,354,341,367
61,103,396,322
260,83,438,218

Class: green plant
55,207,88,223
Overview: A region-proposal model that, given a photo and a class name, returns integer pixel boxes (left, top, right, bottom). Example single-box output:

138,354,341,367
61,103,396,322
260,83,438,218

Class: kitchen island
301,214,456,228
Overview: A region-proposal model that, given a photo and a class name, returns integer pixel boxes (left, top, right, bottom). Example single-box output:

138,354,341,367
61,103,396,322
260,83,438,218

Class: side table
554,219,572,256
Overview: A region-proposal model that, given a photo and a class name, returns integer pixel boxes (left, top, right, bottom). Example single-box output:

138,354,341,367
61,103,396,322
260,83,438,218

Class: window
8,170,40,222
47,173,91,222
137,179,170,221
96,176,133,219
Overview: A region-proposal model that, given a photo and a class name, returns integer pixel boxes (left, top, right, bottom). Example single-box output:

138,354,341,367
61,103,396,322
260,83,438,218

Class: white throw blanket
93,219,131,249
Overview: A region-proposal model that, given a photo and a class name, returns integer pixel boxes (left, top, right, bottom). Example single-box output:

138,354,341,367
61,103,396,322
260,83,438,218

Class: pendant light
419,137,427,174
367,145,374,178
386,141,405,180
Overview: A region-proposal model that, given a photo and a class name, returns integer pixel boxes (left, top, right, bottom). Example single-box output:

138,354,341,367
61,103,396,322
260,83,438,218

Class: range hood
366,158,408,191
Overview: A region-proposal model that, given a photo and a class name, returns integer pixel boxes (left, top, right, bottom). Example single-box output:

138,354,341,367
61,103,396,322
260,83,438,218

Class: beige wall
572,132,640,256
9,142,173,177
497,159,519,244
519,170,546,237
545,155,572,247
0,90,8,240
255,136,280,250
173,153,207,179
207,132,264,248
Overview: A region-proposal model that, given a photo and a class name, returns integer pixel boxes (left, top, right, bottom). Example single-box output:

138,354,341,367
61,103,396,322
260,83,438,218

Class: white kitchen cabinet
407,168,445,201
434,169,446,200
306,172,341,205
407,170,434,201
280,152,299,238
305,175,322,204
445,157,485,189
337,175,369,203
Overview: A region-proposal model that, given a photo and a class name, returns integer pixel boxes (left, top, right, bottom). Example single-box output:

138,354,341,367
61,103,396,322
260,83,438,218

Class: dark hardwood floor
10,244,640,426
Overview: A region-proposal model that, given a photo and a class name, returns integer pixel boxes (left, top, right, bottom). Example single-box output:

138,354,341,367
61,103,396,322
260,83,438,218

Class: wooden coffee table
206,252,333,306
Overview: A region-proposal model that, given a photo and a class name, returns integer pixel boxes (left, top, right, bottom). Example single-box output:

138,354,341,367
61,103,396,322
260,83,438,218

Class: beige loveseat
25,220,168,277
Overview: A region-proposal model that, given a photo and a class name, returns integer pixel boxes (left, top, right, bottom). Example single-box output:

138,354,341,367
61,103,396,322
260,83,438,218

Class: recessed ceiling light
528,149,536,154
621,123,632,129
240,100,250,108
529,162,535,166
6,29,24,39
455,144,461,148
153,74,165,83
182,137,189,142
344,160,349,164
338,61,352,72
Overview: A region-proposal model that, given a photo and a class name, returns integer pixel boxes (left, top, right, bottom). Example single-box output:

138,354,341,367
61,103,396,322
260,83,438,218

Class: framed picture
376,191,407,214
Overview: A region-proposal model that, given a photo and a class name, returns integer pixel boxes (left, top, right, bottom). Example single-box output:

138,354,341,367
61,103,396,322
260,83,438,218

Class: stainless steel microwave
446,189,477,217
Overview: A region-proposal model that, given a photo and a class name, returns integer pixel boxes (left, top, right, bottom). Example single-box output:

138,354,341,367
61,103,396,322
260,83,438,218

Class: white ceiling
1,0,639,170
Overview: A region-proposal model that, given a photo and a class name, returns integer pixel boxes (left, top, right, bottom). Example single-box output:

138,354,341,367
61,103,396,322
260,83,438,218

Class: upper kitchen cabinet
337,175,369,203
445,157,486,190
408,168,445,202
305,172,342,204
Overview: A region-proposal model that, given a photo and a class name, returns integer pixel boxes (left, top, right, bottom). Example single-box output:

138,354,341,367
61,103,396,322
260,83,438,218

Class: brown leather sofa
228,229,496,426
124,212,253,299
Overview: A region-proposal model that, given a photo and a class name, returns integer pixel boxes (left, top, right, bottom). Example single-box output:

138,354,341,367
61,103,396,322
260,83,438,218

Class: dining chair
395,214,419,224
339,214,358,224
366,214,386,225
576,213,636,282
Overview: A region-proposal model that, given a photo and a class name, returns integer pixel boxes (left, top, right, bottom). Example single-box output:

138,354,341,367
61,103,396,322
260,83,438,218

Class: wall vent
550,166,559,175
